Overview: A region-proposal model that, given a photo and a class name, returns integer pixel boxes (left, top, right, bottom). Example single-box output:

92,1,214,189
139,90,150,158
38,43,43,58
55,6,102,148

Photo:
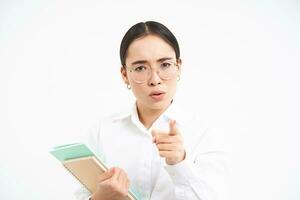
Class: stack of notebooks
50,143,140,200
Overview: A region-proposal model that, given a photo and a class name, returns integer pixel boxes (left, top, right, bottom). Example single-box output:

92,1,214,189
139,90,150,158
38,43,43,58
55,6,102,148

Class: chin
147,99,172,110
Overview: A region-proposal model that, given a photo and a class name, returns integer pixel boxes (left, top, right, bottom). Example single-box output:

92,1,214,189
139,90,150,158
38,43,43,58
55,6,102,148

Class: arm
153,121,228,200
164,149,227,200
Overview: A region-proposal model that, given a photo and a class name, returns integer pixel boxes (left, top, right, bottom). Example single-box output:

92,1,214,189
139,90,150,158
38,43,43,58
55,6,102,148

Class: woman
75,21,226,200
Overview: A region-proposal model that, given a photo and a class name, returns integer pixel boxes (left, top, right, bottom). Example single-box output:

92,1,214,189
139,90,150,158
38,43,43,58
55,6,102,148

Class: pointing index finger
169,119,179,136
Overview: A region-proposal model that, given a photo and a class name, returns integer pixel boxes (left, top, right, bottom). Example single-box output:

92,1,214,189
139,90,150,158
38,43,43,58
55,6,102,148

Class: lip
149,90,166,96
149,90,166,101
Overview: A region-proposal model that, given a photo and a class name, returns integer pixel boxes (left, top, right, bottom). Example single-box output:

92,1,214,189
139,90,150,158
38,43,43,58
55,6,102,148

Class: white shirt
75,101,227,200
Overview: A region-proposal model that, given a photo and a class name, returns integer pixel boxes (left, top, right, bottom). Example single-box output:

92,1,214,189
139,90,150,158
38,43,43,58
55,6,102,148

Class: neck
136,102,170,130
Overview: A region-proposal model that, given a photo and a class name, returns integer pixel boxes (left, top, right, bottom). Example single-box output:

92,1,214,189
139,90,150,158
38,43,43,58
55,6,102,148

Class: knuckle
111,186,119,193
105,180,114,188
109,183,121,192
115,187,127,196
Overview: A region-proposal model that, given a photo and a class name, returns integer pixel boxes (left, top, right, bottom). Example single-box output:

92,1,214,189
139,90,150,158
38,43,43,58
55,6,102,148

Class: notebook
50,143,139,200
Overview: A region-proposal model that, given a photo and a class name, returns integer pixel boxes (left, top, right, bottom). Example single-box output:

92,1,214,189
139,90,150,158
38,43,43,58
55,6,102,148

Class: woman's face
121,34,181,112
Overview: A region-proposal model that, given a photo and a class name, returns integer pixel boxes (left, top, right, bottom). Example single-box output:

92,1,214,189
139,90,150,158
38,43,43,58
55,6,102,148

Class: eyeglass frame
123,58,180,84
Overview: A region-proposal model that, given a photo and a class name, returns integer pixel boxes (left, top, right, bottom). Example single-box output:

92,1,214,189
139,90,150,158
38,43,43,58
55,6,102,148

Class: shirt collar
162,99,185,125
111,99,188,132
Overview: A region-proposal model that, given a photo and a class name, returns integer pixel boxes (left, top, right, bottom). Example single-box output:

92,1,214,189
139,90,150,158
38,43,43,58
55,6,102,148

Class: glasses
125,60,179,84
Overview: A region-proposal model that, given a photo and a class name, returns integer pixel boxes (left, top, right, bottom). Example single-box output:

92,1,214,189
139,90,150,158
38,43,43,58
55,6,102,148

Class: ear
176,58,182,76
120,66,130,85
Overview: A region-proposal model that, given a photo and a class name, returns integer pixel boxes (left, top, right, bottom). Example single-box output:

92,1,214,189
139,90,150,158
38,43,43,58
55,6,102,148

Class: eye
160,62,172,69
134,65,147,72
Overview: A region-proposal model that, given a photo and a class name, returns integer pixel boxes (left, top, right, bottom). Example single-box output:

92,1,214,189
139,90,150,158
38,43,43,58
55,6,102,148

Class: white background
0,0,299,199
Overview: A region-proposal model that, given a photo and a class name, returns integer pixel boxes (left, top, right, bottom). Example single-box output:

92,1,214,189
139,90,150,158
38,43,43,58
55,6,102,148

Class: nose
148,69,162,86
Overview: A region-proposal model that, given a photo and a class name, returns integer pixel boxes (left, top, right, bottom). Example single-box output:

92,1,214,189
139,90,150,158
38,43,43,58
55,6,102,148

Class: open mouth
149,91,166,101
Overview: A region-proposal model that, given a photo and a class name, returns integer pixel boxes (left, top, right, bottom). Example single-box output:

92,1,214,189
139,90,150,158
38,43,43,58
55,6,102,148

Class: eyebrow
130,57,174,65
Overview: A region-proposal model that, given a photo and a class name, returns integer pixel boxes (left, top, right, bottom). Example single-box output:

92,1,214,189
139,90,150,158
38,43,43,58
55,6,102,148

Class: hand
152,119,186,165
91,167,130,200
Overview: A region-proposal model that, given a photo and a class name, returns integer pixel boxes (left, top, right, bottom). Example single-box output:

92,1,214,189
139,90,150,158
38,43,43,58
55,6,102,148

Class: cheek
167,80,178,92
169,82,179,98
131,84,148,98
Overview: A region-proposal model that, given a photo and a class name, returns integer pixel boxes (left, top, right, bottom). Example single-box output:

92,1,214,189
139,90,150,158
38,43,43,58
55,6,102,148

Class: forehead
126,34,176,64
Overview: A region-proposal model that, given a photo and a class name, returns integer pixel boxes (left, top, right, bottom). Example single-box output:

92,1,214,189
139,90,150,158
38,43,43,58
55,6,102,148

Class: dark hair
120,21,180,66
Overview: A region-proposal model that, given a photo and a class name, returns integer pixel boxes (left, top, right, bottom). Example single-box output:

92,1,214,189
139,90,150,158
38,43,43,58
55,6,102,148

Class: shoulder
88,104,133,132
87,109,131,133
79,109,131,154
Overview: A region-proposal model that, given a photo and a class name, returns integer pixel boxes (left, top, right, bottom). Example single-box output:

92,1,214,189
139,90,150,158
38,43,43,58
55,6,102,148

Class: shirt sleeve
74,186,92,200
164,127,229,200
